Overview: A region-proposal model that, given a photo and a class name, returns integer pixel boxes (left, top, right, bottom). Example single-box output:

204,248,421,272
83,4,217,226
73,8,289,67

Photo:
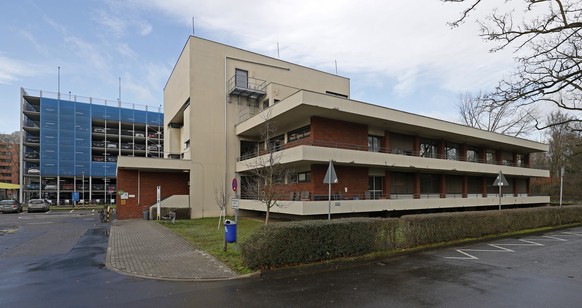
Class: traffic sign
231,198,239,209
493,171,509,187
232,178,238,192
323,161,338,184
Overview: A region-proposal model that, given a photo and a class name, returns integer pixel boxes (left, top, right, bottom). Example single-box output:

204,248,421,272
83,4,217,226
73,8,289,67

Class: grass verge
160,217,263,274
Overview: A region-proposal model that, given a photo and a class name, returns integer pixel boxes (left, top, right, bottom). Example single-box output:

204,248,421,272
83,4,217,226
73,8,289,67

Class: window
420,174,440,194
368,136,382,152
288,126,311,142
516,154,524,167
290,171,311,183
262,100,269,109
486,150,496,164
445,143,458,160
268,135,284,151
466,148,480,163
235,69,248,88
420,140,438,158
184,140,190,149
368,176,384,199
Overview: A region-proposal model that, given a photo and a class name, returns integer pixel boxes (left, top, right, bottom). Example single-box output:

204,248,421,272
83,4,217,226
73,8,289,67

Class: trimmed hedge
240,218,399,270
399,206,582,247
241,206,582,270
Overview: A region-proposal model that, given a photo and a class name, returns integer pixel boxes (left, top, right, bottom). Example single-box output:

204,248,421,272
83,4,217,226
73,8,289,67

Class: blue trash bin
225,220,237,243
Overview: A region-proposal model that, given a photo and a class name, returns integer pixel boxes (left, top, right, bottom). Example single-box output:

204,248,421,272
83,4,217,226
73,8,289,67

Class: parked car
121,143,133,149
26,136,40,143
44,184,57,190
27,199,50,212
27,167,40,174
106,156,118,162
93,127,105,133
0,200,22,213
25,183,41,190
106,142,118,149
25,152,39,159
147,145,160,151
134,132,145,137
92,141,105,147
92,156,105,162
134,144,145,150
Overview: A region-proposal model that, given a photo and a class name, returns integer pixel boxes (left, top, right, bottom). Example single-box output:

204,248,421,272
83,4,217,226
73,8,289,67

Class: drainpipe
224,57,228,208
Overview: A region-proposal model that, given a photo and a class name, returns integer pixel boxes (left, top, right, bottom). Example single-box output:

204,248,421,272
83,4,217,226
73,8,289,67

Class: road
1,211,581,307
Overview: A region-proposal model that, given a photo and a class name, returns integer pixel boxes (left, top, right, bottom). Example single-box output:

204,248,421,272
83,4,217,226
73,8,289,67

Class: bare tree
531,110,582,200
458,91,538,137
445,0,582,130
214,183,230,229
242,111,290,225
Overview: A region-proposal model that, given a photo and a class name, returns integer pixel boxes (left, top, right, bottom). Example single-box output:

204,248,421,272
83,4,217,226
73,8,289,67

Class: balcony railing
227,75,267,100
240,192,530,202
237,139,532,168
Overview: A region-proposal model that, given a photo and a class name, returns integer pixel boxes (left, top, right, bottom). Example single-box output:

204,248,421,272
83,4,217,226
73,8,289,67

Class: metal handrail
236,139,532,168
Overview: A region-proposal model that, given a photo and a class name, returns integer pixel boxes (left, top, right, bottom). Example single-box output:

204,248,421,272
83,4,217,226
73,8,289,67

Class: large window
486,150,496,164
368,136,382,152
268,135,284,151
288,126,311,142
420,174,440,195
290,171,311,183
420,139,438,158
391,172,415,195
368,176,384,199
466,147,480,163
516,154,524,167
445,143,458,160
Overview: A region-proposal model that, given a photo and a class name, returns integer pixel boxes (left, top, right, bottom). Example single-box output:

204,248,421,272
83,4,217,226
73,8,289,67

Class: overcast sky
0,0,518,135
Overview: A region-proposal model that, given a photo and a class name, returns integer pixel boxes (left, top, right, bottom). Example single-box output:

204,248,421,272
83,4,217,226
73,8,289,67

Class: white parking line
491,239,544,247
445,250,479,260
539,235,568,241
562,232,582,237
444,229,582,261
445,244,515,259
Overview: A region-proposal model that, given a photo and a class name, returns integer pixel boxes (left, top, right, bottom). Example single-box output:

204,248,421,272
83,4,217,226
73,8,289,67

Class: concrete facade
116,36,550,219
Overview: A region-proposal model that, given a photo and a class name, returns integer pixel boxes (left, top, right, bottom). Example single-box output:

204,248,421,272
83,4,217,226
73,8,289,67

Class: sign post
492,171,509,210
323,159,338,220
231,197,239,252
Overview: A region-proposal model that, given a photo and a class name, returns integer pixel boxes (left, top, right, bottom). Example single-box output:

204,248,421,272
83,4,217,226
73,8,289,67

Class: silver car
0,200,23,213
27,199,50,213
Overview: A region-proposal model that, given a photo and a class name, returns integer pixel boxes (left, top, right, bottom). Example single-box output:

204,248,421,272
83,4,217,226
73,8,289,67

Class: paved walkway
106,219,237,281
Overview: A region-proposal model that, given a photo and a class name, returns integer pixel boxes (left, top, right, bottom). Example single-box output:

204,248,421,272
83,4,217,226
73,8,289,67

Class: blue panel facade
37,97,162,178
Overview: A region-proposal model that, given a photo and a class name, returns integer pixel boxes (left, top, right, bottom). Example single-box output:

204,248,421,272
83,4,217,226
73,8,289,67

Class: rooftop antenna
335,60,338,75
192,17,195,36
277,42,280,58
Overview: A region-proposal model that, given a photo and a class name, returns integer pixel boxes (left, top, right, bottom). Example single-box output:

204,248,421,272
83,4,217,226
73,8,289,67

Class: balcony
227,75,266,100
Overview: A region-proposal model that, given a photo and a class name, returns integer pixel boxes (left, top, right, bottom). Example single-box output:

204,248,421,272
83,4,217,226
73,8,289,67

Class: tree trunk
265,207,270,225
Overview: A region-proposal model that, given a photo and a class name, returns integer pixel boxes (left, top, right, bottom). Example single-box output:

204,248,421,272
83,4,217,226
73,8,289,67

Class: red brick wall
116,169,189,219
312,164,368,198
311,116,367,147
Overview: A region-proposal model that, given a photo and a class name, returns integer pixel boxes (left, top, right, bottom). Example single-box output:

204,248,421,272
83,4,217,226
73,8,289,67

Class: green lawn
160,217,264,274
